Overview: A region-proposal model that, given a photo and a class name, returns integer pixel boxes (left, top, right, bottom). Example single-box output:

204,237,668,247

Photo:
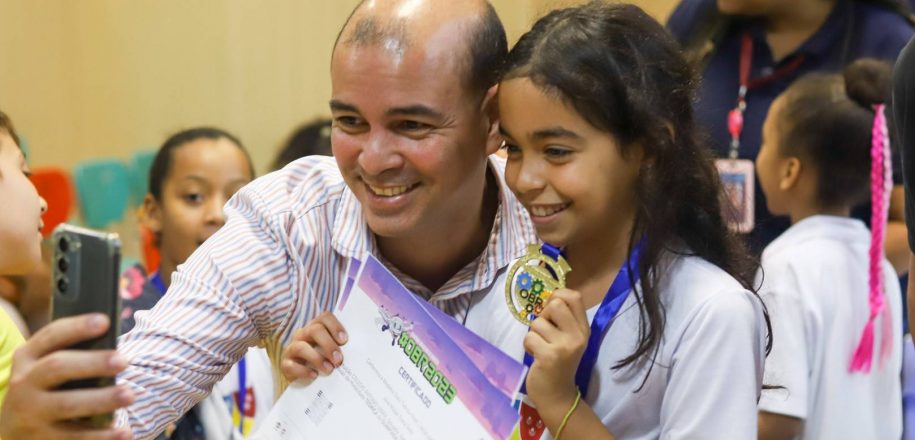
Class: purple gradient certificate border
338,258,526,400
350,255,520,439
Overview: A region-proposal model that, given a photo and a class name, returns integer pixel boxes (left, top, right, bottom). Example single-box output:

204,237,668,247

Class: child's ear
142,194,163,233
778,156,802,191
481,84,502,156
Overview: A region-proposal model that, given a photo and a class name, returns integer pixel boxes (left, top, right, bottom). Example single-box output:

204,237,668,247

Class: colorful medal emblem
505,244,572,325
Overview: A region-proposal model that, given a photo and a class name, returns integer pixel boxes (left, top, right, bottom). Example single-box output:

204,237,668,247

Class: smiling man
0,1,536,438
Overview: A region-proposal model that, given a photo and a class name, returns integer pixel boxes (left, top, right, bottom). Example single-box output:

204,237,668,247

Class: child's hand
281,312,349,384
523,288,590,407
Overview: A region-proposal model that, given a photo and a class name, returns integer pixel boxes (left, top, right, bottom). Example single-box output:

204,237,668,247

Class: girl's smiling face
0,131,47,275
499,77,642,251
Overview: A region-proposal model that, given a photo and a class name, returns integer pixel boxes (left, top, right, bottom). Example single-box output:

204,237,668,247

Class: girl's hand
523,288,590,408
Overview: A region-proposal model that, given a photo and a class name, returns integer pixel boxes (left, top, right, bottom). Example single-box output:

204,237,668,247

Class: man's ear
480,83,502,156
779,156,802,191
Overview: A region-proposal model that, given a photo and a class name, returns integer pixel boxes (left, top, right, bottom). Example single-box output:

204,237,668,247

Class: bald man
0,1,536,439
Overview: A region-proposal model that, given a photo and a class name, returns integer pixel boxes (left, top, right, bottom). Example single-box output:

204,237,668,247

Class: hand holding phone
0,314,134,439
50,224,123,427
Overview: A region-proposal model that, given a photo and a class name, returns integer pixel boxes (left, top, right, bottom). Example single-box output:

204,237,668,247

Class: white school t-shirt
757,216,902,440
197,347,275,439
465,252,768,439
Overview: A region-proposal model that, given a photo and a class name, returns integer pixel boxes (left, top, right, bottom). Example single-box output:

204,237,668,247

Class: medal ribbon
518,241,643,400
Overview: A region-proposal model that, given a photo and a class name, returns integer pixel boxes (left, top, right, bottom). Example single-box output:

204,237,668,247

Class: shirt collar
745,2,849,63
331,155,537,298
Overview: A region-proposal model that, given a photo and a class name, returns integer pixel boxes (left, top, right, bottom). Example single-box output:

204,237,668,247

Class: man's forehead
342,17,411,59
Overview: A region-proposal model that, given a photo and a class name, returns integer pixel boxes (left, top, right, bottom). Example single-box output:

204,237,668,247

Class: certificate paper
254,255,523,440
339,258,526,400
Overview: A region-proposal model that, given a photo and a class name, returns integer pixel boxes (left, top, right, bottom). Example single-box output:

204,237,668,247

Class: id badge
715,158,755,233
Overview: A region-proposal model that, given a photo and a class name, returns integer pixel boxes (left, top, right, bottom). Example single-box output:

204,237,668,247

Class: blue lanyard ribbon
150,271,166,296
520,241,643,400
237,357,247,432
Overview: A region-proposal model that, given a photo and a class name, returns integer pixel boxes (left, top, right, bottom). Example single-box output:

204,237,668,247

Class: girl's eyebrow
529,126,582,141
500,124,582,142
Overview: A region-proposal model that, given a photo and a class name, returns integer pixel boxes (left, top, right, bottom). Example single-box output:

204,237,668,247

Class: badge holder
717,89,755,233
716,157,755,233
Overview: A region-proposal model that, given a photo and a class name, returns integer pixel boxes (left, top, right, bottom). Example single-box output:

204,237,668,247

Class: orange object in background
29,167,75,237
141,225,160,273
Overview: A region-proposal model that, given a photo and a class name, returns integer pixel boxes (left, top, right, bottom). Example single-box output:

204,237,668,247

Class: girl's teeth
531,205,565,216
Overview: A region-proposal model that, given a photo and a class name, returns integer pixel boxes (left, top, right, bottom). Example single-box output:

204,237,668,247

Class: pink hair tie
849,103,893,373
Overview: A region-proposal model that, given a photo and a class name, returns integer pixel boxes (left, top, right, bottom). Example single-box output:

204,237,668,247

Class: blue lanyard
237,357,247,433
520,241,643,400
150,271,166,296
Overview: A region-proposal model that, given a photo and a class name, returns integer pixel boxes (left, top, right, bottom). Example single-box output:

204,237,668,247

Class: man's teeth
530,205,566,217
369,185,411,197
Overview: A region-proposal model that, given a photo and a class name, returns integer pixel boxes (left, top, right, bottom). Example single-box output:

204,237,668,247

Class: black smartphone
50,224,122,427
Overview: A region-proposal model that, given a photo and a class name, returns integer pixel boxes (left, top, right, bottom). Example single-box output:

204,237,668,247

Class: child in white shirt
755,59,903,439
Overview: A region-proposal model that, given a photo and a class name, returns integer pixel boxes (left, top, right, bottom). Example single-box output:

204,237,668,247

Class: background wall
0,0,678,173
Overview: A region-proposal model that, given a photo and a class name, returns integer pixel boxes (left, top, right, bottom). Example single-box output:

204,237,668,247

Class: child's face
144,137,252,269
0,131,47,275
756,97,790,215
499,78,642,249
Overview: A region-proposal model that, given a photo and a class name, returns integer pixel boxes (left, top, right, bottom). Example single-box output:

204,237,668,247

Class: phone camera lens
58,237,69,253
57,277,69,293
57,257,68,273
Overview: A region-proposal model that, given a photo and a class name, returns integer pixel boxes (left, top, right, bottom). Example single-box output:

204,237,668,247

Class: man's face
329,43,497,240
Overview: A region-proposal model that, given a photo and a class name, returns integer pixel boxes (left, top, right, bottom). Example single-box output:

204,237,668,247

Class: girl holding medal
473,2,772,438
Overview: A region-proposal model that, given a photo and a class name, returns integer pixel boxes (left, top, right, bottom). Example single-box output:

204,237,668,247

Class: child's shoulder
657,253,762,327
762,217,869,268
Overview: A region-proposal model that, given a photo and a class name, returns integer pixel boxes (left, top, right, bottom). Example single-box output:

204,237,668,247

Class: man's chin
364,213,417,239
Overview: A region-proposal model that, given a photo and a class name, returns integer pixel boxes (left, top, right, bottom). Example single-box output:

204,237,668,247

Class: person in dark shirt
668,0,913,264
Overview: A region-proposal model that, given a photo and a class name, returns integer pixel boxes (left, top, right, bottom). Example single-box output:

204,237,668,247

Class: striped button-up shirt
116,155,536,438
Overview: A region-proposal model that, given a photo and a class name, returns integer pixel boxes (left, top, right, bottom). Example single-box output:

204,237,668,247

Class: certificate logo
378,305,414,346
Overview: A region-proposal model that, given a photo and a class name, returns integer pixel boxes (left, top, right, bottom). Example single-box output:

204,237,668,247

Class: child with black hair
469,2,771,438
119,128,272,439
755,59,903,439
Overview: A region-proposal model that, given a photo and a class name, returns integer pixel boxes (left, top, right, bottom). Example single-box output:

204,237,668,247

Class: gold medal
505,244,572,325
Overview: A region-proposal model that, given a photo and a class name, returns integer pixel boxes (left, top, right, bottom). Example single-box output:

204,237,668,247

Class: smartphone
51,224,122,427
